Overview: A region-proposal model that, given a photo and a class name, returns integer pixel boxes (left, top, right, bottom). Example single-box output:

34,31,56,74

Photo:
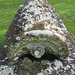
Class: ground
0,0,75,45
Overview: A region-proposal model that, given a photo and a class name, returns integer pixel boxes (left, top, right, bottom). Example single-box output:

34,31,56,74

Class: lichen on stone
8,34,68,60
3,0,75,75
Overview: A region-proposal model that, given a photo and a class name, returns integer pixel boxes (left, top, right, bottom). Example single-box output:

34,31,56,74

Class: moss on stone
8,35,69,61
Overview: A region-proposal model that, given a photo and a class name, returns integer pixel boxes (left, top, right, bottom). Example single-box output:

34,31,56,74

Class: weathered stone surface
5,0,69,60
0,0,75,75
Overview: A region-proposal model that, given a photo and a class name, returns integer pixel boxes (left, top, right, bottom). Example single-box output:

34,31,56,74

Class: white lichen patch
40,0,43,2
54,33,66,42
46,62,54,74
26,6,41,15
66,57,74,63
24,24,33,31
72,53,75,56
38,59,63,74
34,51,40,58
71,69,75,74
15,43,20,48
16,36,21,41
24,30,66,42
1,60,5,63
33,48,45,58
19,4,24,8
53,59,63,70
4,45,8,48
13,57,19,61
14,50,24,57
0,65,15,75
24,30,53,36
64,65,70,71
70,64,75,69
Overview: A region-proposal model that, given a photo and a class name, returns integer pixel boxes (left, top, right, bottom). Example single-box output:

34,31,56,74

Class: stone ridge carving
0,0,75,75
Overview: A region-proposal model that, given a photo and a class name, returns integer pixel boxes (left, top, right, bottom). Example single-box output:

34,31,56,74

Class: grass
0,0,75,45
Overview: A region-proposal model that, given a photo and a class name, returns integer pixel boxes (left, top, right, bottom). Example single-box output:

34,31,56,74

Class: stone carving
0,0,75,75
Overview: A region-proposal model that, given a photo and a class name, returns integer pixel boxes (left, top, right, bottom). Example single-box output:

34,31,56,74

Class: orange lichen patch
39,34,43,38
27,28,32,31
13,35,16,36
33,37,37,40
10,43,13,45
19,30,22,33
21,35,24,38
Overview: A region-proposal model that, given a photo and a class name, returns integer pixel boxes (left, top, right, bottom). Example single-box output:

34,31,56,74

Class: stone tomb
0,0,75,75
